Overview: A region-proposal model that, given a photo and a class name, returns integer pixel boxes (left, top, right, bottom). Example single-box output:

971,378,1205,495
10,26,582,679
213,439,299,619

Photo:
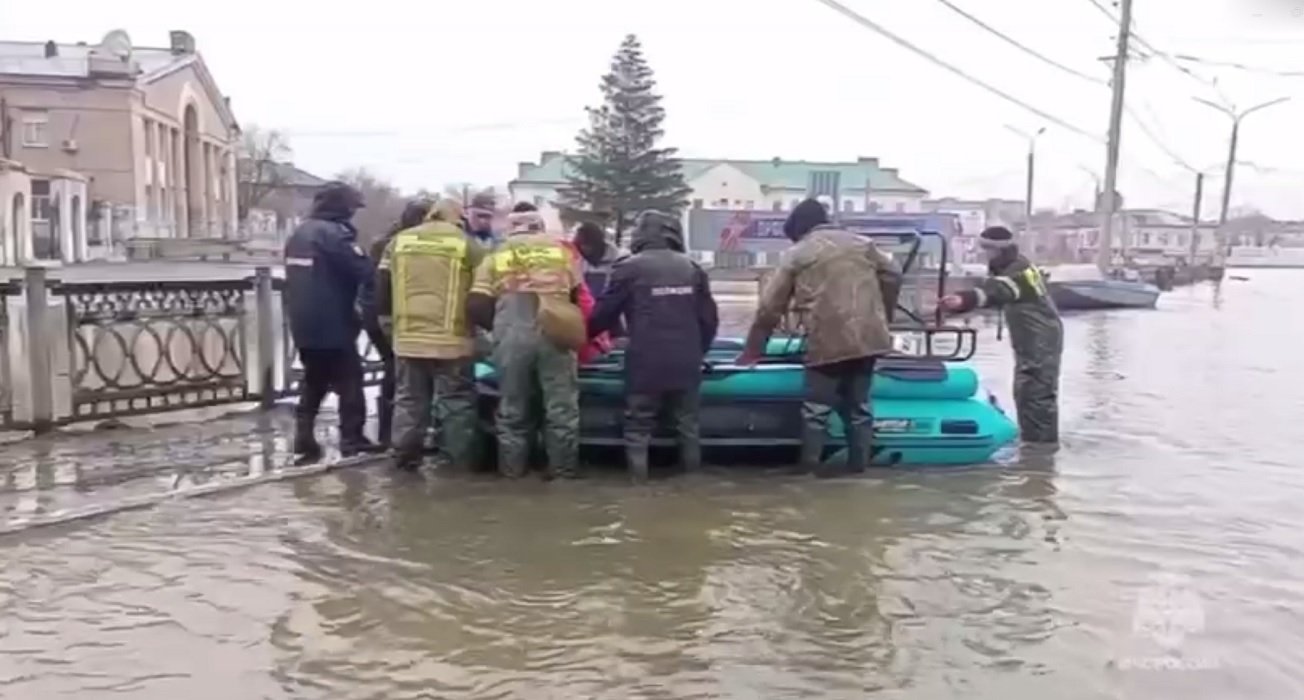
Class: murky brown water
3,271,1304,699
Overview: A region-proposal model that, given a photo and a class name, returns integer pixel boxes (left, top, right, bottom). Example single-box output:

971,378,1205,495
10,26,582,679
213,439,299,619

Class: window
771,201,782,212
146,184,156,222
791,199,800,209
745,200,754,210
21,111,49,147
843,200,855,212
693,199,704,209
868,202,881,213
715,198,729,208
143,118,154,157
533,195,544,207
894,202,905,213
31,180,59,260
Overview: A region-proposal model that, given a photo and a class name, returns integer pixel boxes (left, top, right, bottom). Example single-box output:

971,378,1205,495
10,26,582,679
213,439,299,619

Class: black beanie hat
784,198,830,241
978,225,1016,250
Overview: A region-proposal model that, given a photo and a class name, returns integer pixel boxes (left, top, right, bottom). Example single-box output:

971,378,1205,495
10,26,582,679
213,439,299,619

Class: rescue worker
376,199,487,471
940,225,1063,444
283,181,382,463
588,210,719,482
468,206,585,480
358,198,433,449
738,198,902,475
464,190,499,248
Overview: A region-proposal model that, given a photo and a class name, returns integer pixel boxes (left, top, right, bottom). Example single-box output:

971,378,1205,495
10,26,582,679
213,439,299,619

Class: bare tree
236,125,292,222
337,167,408,247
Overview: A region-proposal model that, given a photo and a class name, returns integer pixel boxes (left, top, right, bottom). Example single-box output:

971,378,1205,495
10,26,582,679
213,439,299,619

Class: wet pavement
2,271,1304,699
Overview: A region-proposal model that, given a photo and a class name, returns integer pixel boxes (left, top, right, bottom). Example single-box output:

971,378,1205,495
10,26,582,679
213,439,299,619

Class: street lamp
1193,96,1290,226
1005,125,1046,243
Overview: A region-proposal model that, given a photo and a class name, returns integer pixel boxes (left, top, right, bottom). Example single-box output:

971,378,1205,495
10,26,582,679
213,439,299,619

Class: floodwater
3,270,1304,699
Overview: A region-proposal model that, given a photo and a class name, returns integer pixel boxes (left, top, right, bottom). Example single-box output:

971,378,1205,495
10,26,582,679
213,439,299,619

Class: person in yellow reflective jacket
377,198,488,472
468,204,585,480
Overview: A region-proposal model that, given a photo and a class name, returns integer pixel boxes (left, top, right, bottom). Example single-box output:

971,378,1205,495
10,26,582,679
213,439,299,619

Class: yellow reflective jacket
379,221,487,359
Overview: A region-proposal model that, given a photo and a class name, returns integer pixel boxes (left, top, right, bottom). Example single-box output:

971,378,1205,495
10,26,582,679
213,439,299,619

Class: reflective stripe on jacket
379,221,485,359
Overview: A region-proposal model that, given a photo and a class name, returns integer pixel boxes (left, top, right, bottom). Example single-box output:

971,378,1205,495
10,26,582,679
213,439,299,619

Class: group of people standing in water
282,181,1063,482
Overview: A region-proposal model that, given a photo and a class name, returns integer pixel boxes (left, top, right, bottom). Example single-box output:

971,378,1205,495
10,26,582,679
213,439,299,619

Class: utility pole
1005,125,1045,252
1188,171,1204,261
1097,0,1133,273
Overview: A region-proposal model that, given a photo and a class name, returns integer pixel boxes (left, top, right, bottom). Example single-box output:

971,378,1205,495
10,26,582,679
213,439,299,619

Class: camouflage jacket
744,225,903,367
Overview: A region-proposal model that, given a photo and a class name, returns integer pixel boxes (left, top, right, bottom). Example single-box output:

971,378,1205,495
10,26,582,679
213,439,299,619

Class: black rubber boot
375,397,392,450
340,437,384,458
680,439,702,473
626,445,650,484
798,426,825,475
845,422,874,474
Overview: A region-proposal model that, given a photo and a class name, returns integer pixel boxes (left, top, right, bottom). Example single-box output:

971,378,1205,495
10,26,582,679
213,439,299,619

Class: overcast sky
5,0,1303,217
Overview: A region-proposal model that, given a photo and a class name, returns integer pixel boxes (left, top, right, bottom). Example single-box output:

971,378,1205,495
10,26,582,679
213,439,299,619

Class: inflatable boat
471,229,1019,467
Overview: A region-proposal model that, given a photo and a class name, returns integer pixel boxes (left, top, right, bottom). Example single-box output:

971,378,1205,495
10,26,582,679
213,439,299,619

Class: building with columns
0,29,239,264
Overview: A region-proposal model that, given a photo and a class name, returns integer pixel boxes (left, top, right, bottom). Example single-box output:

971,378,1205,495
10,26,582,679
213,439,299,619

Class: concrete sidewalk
0,402,382,535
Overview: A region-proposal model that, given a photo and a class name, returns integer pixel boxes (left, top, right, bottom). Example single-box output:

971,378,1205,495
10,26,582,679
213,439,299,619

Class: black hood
631,210,685,254
311,181,364,222
784,198,830,241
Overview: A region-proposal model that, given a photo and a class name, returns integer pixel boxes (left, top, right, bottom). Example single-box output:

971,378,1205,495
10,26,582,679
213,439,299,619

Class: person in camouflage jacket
739,198,902,474
941,225,1063,444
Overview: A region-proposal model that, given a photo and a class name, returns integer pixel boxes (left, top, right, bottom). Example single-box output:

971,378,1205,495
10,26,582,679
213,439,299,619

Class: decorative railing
56,280,250,421
0,267,384,433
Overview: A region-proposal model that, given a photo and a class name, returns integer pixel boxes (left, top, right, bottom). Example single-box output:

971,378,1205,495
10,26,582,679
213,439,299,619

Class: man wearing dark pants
739,198,901,475
283,181,383,463
588,211,719,482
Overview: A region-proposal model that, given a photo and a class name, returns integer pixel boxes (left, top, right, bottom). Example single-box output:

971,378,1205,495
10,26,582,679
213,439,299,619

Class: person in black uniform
587,210,719,482
283,181,383,463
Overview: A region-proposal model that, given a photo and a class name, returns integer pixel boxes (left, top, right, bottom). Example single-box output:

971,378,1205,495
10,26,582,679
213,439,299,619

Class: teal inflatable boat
472,229,1019,467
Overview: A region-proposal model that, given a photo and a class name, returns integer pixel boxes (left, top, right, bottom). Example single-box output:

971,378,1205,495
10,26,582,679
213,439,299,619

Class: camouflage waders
392,357,477,471
494,332,580,479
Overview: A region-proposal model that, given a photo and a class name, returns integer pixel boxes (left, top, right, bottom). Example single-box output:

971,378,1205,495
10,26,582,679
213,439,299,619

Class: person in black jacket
588,210,719,482
357,198,433,449
283,181,382,463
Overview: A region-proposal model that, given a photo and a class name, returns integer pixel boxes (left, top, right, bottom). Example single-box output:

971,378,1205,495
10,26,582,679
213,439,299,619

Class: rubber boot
798,426,825,475
293,417,323,466
845,422,874,474
375,397,392,450
626,444,650,484
680,439,702,473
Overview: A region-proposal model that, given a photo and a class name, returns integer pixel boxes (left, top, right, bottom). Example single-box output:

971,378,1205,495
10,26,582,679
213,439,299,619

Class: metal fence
0,267,383,433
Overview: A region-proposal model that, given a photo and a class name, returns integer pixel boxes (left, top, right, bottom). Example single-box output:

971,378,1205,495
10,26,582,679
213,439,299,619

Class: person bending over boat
284,181,385,464
738,198,902,475
359,197,433,450
588,210,720,482
468,207,586,480
376,199,488,472
939,225,1063,445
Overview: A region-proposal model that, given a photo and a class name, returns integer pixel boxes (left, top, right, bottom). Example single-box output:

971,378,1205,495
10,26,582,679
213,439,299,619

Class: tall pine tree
557,34,691,246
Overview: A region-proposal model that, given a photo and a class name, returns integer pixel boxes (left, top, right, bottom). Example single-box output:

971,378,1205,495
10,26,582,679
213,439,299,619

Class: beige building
0,29,239,264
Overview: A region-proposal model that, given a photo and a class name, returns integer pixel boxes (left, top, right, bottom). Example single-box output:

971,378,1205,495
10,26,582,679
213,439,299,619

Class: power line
1081,0,1231,103
931,0,1198,173
930,0,1107,85
808,0,1103,142
1172,54,1304,78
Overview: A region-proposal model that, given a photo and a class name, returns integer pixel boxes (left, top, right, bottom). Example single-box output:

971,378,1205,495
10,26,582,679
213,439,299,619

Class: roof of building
238,160,329,188
0,33,238,132
511,152,927,193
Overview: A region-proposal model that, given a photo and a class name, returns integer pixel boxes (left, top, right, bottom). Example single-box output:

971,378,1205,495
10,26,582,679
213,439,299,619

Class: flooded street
3,270,1304,699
